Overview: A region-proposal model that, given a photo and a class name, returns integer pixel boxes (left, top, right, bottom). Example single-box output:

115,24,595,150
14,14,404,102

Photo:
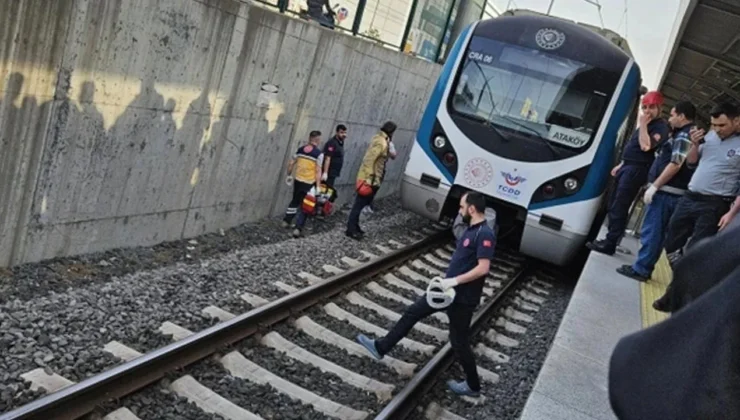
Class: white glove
388,141,396,155
321,172,328,182
439,277,458,290
643,185,657,205
285,175,294,186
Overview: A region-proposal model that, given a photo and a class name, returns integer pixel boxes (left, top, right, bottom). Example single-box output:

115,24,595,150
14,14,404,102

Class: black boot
586,239,616,255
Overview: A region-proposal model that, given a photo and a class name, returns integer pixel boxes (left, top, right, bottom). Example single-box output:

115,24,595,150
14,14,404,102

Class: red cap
642,91,664,106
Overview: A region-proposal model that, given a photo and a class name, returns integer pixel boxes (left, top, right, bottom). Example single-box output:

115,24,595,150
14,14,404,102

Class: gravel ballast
335,301,438,346
187,358,328,419
239,339,381,412
406,272,575,420
0,196,436,414
304,305,437,368
270,322,409,389
98,382,227,420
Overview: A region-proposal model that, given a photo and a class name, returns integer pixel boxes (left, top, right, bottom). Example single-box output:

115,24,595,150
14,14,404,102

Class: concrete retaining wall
0,0,441,267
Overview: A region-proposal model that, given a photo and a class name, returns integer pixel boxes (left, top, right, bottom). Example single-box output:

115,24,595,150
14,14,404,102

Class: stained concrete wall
0,0,441,267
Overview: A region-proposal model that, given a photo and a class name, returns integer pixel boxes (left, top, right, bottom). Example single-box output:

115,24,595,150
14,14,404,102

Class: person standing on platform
652,102,740,312
321,124,347,205
587,91,670,255
615,101,697,282
282,131,323,229
345,121,397,239
356,192,496,398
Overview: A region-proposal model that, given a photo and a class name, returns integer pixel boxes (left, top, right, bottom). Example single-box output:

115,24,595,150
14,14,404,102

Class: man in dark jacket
615,101,696,282
306,0,335,26
587,91,670,255
321,124,347,204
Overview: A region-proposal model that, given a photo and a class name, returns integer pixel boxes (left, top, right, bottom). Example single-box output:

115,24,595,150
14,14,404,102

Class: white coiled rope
426,277,456,309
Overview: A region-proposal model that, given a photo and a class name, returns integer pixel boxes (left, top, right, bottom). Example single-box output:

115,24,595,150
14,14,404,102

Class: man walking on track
357,192,496,398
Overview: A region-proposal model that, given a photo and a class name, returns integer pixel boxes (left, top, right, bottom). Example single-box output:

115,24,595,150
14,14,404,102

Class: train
400,10,643,266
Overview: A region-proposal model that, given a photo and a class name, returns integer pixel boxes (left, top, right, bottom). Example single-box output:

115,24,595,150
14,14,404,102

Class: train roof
472,11,633,73
501,9,633,58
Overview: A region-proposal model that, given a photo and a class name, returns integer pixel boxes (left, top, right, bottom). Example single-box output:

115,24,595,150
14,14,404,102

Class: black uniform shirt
446,220,496,305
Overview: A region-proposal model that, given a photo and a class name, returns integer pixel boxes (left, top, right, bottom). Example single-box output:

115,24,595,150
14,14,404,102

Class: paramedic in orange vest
345,121,397,239
283,131,323,229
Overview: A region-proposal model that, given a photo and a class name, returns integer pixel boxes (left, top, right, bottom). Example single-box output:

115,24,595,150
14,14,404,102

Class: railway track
0,224,554,420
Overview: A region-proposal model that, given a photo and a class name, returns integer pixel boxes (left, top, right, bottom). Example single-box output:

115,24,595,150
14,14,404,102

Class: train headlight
425,198,440,213
433,136,447,149
543,183,555,196
442,152,456,166
564,177,579,193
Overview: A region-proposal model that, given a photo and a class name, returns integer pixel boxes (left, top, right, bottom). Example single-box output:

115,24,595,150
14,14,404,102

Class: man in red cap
587,91,670,255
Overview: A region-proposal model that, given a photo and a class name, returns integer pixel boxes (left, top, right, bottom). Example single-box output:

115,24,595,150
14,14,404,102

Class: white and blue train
401,12,643,265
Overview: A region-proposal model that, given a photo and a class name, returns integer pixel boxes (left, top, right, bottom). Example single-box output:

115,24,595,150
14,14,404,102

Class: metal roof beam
663,81,708,102
667,69,740,103
680,42,740,70
701,0,740,18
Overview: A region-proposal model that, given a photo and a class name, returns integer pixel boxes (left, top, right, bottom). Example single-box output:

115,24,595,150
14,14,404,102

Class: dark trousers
366,185,379,209
605,164,649,246
657,194,731,308
325,175,338,203
664,194,731,255
375,295,481,392
284,180,313,224
347,185,378,234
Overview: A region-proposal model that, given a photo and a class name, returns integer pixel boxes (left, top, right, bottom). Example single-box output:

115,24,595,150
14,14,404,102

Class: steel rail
373,263,533,419
0,230,451,420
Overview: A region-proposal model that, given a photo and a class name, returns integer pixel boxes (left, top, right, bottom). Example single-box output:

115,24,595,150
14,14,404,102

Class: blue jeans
631,192,679,277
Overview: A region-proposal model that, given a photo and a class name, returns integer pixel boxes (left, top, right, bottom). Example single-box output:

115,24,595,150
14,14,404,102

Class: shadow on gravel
0,195,409,304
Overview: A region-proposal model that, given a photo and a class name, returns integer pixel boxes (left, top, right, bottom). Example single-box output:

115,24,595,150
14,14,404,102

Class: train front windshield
450,36,621,162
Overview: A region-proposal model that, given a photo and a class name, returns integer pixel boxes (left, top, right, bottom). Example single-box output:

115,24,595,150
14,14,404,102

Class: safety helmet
426,277,456,309
642,91,664,106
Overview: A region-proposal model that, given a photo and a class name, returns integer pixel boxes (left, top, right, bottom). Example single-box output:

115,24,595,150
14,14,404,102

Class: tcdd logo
498,184,521,196
501,171,527,186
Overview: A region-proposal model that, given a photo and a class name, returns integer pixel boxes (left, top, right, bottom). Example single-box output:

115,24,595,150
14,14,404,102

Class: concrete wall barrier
0,0,441,267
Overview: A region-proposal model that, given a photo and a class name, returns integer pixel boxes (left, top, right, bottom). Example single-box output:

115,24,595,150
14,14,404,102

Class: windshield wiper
468,61,513,144
498,113,563,159
470,61,562,159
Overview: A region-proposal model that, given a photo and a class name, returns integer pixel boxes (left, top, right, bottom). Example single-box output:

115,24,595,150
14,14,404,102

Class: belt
622,160,652,168
685,191,735,203
657,185,687,196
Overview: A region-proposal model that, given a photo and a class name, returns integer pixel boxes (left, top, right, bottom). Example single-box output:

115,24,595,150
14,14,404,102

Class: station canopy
658,0,740,125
